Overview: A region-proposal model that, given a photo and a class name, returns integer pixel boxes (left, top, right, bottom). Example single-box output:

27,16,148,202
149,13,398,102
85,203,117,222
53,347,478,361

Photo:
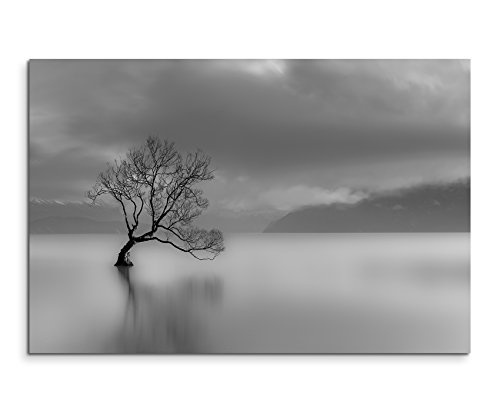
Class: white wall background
1,1,498,411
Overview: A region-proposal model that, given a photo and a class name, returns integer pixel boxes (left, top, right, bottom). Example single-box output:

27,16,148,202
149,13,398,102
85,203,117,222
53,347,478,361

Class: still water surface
29,234,469,353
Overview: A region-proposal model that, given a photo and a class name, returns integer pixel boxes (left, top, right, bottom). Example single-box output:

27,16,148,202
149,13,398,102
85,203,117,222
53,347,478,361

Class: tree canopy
87,137,224,265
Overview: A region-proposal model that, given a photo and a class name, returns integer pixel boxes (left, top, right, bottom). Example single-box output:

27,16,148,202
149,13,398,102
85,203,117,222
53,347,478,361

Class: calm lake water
29,234,469,353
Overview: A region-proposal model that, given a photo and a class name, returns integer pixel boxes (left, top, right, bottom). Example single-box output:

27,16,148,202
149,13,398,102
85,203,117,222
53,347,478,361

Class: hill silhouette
264,179,470,233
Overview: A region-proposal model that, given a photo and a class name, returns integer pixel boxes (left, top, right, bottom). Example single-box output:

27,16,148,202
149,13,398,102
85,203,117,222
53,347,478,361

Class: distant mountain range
29,198,278,234
30,198,121,221
264,179,470,233
29,179,469,234
29,199,127,234
30,216,128,234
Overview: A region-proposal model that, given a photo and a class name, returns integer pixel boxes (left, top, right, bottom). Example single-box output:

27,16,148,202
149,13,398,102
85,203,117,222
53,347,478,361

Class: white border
2,1,499,411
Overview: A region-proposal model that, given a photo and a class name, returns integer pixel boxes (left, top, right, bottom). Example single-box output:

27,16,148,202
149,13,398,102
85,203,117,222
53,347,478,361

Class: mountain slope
264,179,470,233
30,216,128,234
30,199,120,222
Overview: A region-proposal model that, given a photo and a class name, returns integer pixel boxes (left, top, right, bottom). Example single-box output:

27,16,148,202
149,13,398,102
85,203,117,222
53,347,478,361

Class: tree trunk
115,239,135,266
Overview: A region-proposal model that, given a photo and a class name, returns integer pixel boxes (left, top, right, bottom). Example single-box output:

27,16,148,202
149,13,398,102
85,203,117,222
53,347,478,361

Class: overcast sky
29,59,469,215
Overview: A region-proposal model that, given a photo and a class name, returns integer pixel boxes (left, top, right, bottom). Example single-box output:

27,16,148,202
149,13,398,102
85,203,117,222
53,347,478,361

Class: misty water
29,234,469,353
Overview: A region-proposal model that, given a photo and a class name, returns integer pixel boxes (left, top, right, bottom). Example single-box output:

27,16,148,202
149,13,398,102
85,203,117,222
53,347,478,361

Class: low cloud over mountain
264,179,470,233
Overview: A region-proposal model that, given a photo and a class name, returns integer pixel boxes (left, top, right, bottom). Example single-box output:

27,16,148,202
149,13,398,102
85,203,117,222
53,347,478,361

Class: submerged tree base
114,250,134,267
114,260,134,267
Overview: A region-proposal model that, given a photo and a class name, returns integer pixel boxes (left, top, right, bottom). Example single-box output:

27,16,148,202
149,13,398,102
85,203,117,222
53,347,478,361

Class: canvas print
29,60,470,354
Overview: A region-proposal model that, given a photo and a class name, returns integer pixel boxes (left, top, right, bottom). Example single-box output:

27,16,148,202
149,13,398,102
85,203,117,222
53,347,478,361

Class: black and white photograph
29,59,470,354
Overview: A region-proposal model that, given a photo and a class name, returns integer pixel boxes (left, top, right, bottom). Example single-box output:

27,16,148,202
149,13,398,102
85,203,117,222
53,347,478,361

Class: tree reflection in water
114,266,223,353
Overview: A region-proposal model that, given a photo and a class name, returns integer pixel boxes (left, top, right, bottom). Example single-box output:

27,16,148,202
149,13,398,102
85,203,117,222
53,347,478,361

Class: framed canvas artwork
28,60,470,354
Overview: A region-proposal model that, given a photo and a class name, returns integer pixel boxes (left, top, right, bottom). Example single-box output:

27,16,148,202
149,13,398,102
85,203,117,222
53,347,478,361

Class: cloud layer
29,60,470,214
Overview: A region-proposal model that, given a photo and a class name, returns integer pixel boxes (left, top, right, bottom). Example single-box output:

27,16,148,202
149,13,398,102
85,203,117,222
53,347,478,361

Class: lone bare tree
87,137,224,266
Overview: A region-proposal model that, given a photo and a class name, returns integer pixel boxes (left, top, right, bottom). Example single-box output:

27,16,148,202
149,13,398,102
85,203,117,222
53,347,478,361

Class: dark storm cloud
29,60,469,210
